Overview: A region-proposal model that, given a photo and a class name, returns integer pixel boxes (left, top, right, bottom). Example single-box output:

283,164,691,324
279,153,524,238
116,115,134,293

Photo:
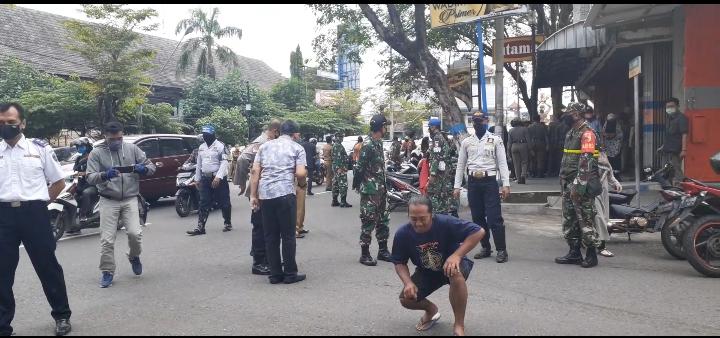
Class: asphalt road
9,182,720,336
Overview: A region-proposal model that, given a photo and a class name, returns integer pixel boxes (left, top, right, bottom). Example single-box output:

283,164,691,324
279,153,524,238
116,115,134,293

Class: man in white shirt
453,112,511,263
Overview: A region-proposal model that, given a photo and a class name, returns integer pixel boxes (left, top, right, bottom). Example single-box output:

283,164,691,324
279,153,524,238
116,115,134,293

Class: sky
16,4,386,95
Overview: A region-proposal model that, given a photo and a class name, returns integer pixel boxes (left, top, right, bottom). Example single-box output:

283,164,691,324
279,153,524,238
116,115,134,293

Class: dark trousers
0,202,71,335
306,166,314,193
77,185,98,218
548,145,564,177
467,177,506,251
260,194,298,279
199,176,231,225
250,209,267,265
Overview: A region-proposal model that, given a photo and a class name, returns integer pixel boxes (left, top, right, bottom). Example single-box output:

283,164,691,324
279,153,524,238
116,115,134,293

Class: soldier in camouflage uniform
390,136,402,169
555,102,603,268
353,115,392,266
427,117,459,217
331,133,352,208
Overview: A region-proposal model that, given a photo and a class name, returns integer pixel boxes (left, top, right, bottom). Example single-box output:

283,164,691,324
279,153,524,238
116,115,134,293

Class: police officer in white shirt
453,112,511,263
187,125,232,236
0,103,72,336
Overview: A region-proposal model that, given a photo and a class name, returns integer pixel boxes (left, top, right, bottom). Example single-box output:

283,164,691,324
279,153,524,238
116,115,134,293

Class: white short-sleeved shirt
0,135,65,201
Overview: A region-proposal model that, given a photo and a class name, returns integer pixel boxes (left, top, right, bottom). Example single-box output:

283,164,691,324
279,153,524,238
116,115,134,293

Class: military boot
340,196,352,208
581,247,599,268
331,194,340,207
554,240,583,264
187,209,208,236
359,245,377,266
377,241,392,262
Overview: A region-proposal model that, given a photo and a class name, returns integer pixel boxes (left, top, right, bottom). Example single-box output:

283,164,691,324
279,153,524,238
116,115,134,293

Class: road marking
18,223,153,248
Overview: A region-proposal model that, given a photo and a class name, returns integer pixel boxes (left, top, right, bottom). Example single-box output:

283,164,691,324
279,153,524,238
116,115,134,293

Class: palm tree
175,7,242,79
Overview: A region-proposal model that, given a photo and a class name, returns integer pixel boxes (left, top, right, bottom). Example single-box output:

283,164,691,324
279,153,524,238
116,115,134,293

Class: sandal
599,249,615,257
416,312,441,331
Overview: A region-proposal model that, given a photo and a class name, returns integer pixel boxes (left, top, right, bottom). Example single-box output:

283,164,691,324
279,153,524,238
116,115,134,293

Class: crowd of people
0,97,689,336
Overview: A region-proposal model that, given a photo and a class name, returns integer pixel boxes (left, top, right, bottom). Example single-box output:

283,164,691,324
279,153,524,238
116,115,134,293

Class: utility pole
495,17,505,133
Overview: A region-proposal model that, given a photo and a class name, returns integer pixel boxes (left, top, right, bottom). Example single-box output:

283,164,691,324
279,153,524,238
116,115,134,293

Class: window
160,138,187,157
183,137,201,153
137,139,160,159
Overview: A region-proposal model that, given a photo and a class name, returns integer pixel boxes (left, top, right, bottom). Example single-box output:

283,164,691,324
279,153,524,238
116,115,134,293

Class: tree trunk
551,86,563,116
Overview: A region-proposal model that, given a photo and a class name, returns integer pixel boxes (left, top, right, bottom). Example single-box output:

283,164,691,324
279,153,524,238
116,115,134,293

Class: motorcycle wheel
49,210,66,242
314,173,325,186
661,218,687,260
683,215,720,278
175,191,192,218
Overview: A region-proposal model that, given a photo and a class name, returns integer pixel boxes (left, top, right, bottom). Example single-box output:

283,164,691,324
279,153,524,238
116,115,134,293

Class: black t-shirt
391,214,481,273
663,112,688,153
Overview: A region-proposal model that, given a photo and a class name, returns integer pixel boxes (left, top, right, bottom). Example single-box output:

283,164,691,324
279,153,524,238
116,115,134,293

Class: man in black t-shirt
391,196,485,336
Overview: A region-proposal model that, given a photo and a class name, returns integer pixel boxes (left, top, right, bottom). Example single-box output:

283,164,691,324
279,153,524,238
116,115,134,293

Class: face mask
203,133,216,145
108,140,122,152
562,115,575,127
666,108,676,115
473,123,487,137
0,124,21,140
77,146,88,155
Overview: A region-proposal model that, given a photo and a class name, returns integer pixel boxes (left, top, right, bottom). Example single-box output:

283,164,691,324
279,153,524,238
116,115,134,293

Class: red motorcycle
680,153,720,277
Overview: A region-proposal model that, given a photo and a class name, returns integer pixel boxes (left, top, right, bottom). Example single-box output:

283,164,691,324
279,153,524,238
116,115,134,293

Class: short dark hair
0,102,25,121
666,97,680,106
104,121,124,134
281,119,299,135
408,195,433,214
326,135,332,143
358,136,363,143
267,119,282,132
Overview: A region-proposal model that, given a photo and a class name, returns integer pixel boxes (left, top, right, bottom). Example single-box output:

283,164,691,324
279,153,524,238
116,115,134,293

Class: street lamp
245,80,252,142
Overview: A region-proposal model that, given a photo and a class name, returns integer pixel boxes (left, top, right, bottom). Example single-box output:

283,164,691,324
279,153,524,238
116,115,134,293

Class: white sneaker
599,249,615,257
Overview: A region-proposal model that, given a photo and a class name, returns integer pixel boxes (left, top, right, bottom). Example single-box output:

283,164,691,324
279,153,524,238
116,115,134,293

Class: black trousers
260,194,298,279
306,166,314,193
199,176,231,224
467,177,507,251
0,202,71,335
250,208,267,265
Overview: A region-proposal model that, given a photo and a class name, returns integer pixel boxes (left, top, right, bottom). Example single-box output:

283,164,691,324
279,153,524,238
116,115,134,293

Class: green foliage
330,88,364,122
284,109,362,137
181,70,283,139
0,58,54,102
270,78,312,112
63,4,158,124
290,45,304,79
136,103,184,134
19,76,97,138
176,7,242,79
195,107,248,146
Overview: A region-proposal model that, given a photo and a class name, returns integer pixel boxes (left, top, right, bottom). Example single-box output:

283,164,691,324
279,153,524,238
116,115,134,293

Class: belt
0,200,46,208
201,171,218,178
564,149,600,157
468,170,497,179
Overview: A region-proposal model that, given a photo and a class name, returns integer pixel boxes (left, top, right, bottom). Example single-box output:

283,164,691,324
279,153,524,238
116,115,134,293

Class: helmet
564,102,590,114
70,137,92,148
428,117,441,128
309,138,317,144
369,114,389,132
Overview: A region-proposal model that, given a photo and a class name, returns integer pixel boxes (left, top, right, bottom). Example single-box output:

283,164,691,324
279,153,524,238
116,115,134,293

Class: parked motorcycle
606,164,692,259
175,162,200,217
386,174,422,212
680,153,720,277
48,174,149,242
313,159,326,186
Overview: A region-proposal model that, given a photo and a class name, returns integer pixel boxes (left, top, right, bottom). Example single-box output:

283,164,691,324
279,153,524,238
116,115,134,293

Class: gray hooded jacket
86,141,156,201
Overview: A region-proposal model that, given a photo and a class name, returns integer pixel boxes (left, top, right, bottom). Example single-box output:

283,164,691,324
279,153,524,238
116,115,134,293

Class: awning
585,4,680,29
535,21,605,88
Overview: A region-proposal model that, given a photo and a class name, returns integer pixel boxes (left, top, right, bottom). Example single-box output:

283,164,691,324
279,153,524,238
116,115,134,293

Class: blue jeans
467,176,506,251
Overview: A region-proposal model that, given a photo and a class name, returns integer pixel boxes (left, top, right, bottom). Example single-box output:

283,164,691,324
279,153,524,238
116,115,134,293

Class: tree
0,58,53,103
270,78,312,111
64,4,158,125
330,88,364,123
195,107,248,146
176,7,242,80
290,45,305,79
20,76,97,137
310,5,465,134
284,109,362,137
133,103,185,134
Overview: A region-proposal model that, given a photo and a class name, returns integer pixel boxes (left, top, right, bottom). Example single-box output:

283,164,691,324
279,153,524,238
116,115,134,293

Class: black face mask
203,133,216,146
473,122,487,138
562,115,576,128
0,124,22,140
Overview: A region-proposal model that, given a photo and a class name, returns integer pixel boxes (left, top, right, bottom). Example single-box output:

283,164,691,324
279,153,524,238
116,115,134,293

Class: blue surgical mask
108,140,122,152
77,145,88,154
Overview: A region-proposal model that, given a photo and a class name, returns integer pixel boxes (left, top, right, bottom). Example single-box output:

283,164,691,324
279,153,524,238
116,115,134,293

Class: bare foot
453,324,466,336
415,304,440,331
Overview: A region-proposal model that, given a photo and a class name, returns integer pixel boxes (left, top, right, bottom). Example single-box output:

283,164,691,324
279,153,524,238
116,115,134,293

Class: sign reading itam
492,35,545,63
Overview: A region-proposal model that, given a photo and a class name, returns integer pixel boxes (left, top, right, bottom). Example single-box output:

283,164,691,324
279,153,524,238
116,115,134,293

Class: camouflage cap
564,102,590,114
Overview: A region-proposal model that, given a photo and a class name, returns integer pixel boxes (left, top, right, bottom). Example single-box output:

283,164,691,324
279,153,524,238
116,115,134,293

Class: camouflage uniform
332,138,349,199
428,132,458,216
560,121,602,249
354,137,390,246
390,140,402,166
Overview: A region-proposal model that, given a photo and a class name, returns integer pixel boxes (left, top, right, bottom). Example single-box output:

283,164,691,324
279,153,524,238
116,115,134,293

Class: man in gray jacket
87,122,156,288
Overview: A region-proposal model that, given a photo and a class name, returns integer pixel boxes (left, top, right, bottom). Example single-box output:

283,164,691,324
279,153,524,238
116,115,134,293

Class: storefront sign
430,4,528,29
629,56,641,78
492,35,545,63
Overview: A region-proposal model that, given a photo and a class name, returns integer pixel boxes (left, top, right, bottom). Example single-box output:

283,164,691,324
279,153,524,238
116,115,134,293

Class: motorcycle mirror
644,167,652,173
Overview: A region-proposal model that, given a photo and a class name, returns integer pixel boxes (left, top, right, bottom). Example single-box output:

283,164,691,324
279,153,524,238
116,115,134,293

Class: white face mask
666,107,677,115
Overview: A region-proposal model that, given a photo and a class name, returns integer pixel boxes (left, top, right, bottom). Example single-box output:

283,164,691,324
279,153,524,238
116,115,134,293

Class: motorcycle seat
388,172,419,181
617,189,637,197
610,204,646,218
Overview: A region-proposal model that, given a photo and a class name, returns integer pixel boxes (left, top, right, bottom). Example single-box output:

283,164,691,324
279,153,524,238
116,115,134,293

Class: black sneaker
252,264,271,275
223,224,233,232
307,191,314,196
474,249,492,259
269,276,284,284
299,229,310,234
283,274,306,284
495,250,508,263
55,319,71,336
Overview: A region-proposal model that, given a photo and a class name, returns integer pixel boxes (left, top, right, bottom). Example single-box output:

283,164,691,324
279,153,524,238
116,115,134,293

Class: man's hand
570,185,580,200
500,186,510,200
613,182,623,192
402,283,419,301
134,163,148,175
680,150,687,159
443,254,462,278
250,197,260,211
453,188,460,200
104,169,120,180
212,177,221,189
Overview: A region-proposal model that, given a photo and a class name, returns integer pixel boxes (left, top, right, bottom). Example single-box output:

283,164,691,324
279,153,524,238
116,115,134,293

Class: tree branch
386,4,403,34
413,4,428,50
359,4,411,58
